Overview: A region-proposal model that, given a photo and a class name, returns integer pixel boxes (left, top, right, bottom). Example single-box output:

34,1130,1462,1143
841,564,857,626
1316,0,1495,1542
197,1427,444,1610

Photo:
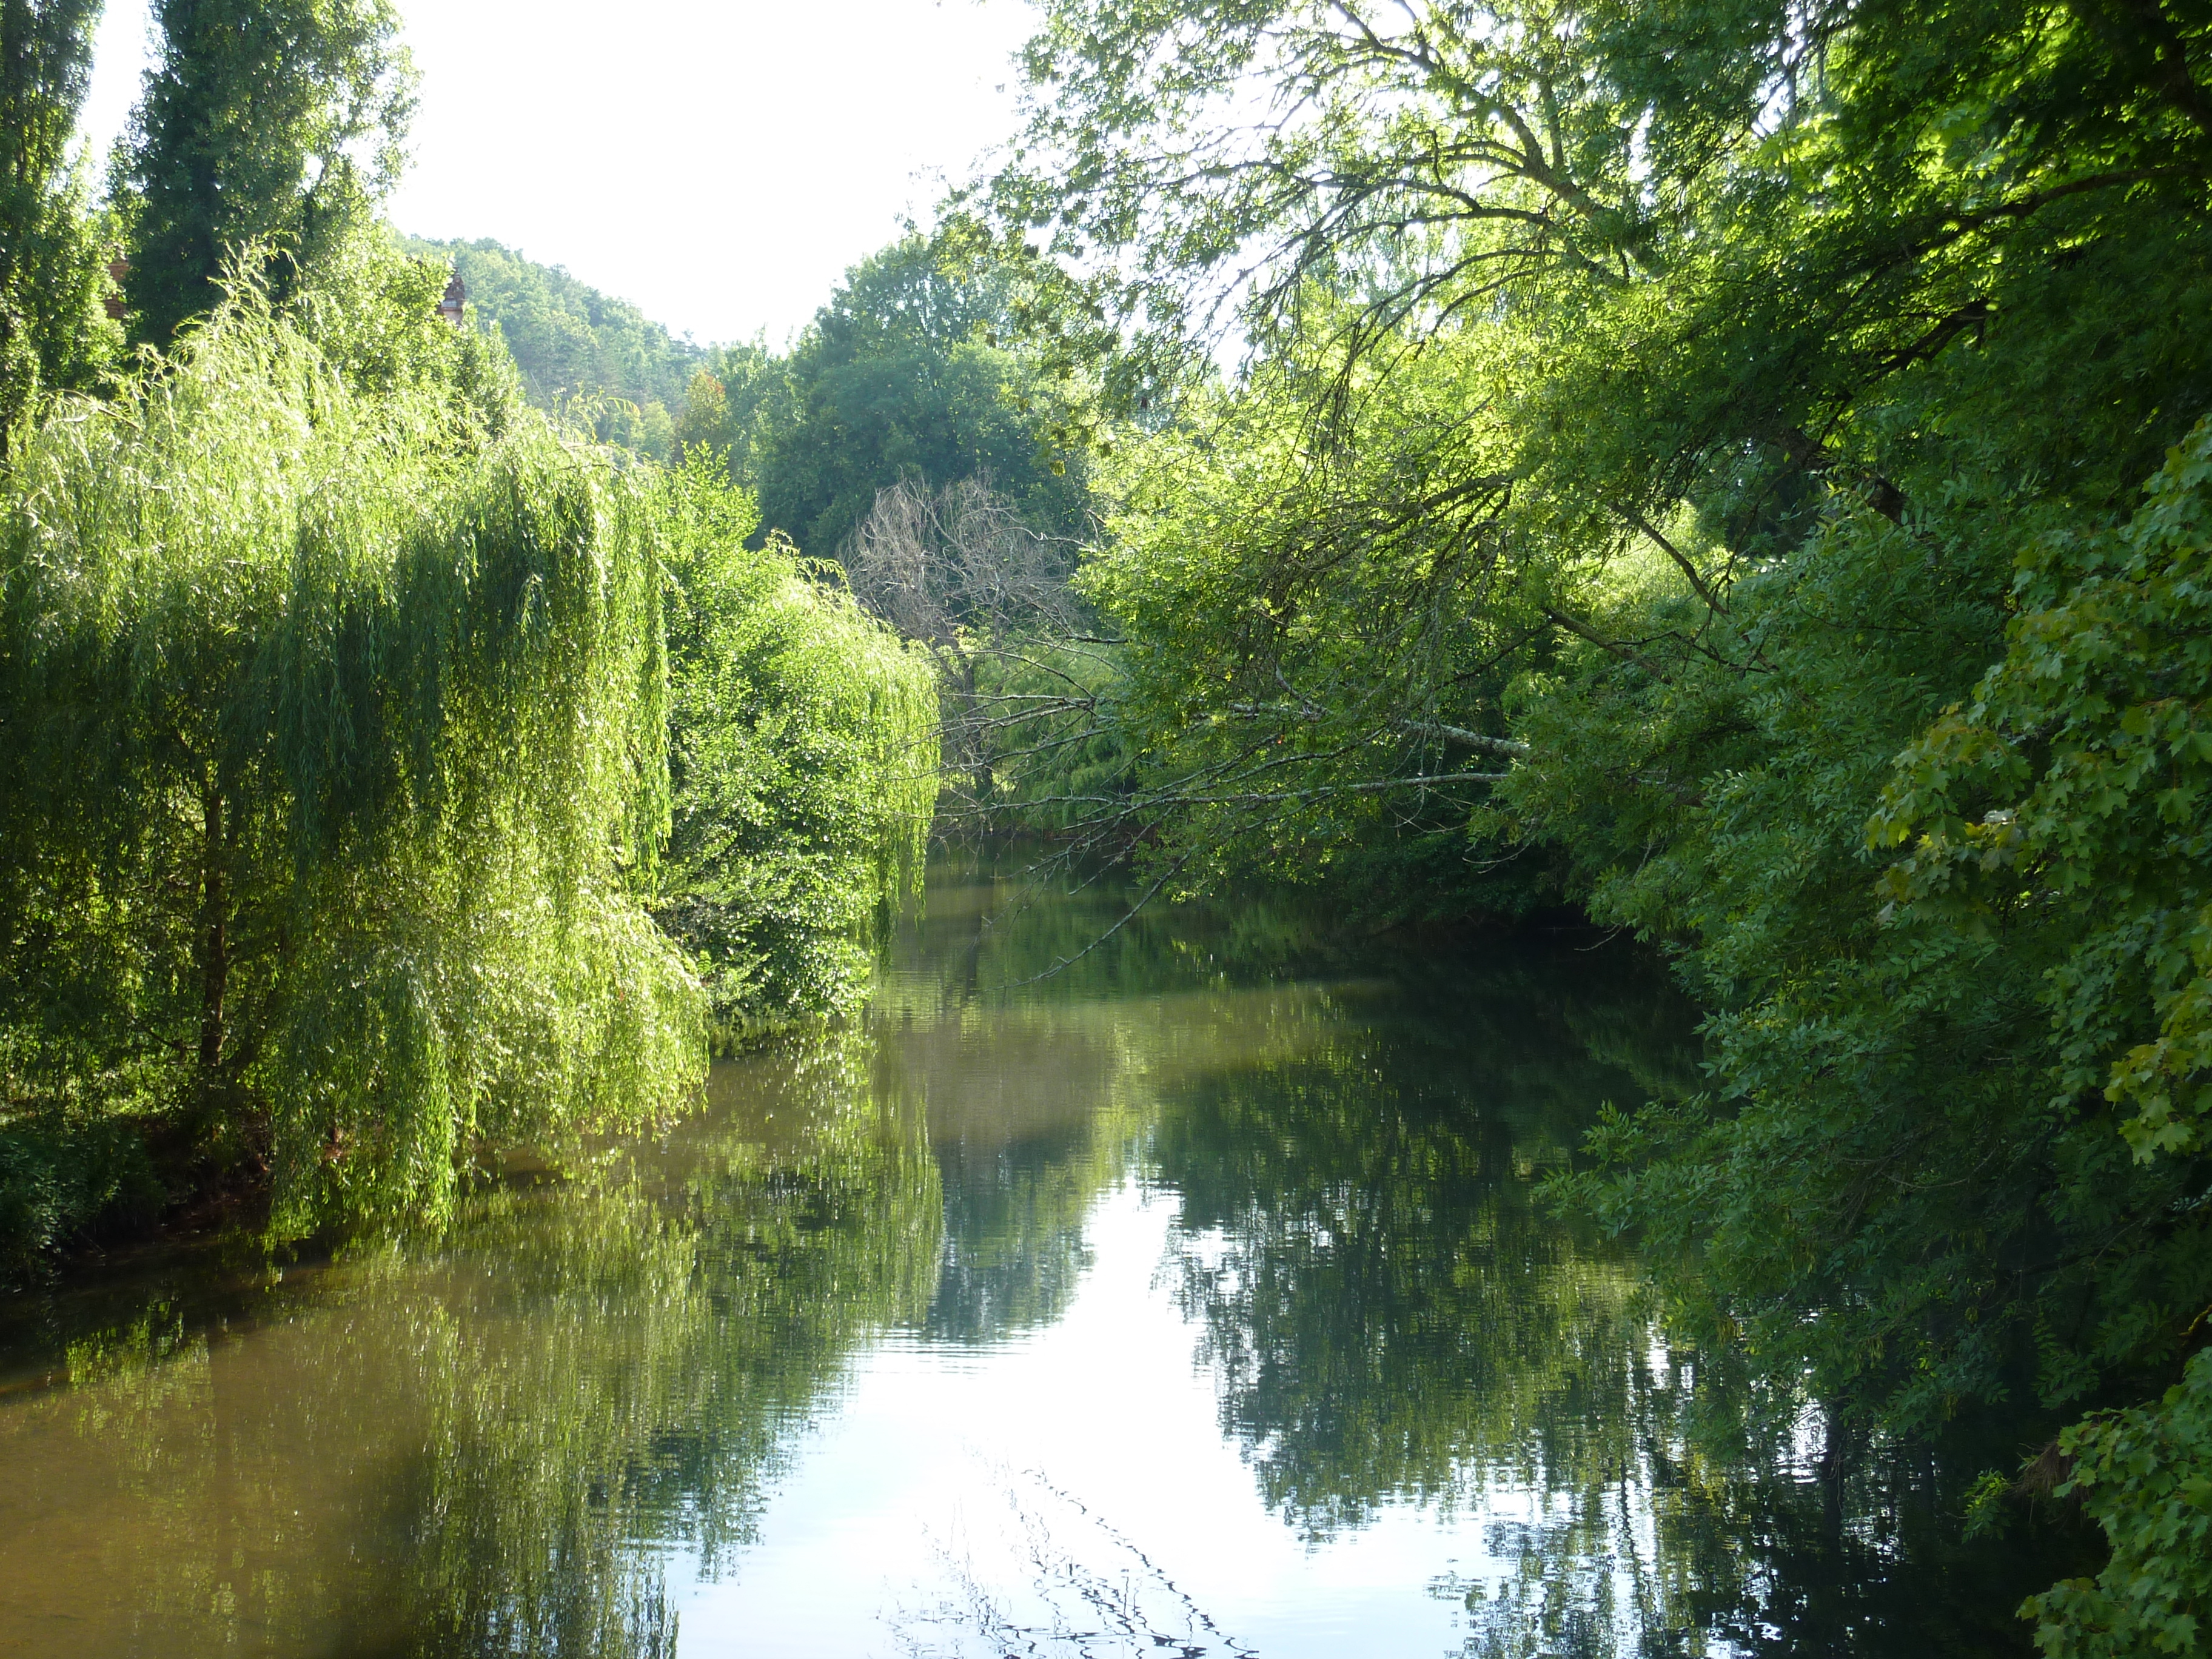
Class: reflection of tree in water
1,868,2094,1658
395,1036,944,1658
0,1025,940,1658
1155,944,2083,1657
866,973,1145,1342
1157,949,1673,1540
925,1122,1103,1341
886,849,1489,1013
1419,1433,2093,1659
870,859,1282,1346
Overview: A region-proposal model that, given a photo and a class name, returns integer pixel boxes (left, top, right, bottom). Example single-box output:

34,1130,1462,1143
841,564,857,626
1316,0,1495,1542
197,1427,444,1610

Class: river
0,857,2080,1656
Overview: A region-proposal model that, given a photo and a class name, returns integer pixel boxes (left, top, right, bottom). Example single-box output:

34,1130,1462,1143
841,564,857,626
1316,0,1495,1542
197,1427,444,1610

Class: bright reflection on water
0,860,2068,1657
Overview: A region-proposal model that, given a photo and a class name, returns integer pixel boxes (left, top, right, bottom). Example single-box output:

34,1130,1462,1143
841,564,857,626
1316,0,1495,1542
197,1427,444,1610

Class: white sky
79,0,1038,346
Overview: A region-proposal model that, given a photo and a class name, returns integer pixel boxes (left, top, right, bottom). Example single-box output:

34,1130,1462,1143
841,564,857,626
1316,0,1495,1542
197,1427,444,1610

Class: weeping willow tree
0,298,705,1256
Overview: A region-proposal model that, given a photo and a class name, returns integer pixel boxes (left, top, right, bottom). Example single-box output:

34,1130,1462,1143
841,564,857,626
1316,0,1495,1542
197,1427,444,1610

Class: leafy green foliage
0,298,703,1247
751,235,1088,558
971,638,1136,835
119,0,417,343
654,455,937,1044
0,0,121,455
0,1073,162,1279
280,226,524,415
1877,422,2212,1167
1508,481,2208,1438
2025,1349,2212,1657
1076,330,1565,919
679,341,793,483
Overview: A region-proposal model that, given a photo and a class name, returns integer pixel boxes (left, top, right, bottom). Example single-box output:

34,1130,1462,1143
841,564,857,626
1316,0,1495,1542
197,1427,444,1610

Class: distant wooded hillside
401,233,1087,563
403,236,703,457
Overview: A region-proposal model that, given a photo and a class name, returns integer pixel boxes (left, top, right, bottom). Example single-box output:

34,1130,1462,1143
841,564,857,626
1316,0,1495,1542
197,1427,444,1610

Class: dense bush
655,455,937,1043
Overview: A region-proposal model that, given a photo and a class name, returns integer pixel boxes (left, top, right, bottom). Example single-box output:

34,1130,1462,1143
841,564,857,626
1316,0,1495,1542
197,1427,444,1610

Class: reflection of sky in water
675,1181,1567,1658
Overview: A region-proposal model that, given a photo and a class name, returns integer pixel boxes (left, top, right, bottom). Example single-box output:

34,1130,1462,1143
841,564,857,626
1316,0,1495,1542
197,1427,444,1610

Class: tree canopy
0,0,117,454
747,235,1090,558
971,0,2212,1643
119,0,416,343
1,297,701,1245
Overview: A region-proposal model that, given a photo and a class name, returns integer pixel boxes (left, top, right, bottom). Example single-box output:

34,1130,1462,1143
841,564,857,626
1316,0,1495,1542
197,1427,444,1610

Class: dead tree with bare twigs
842,475,1088,816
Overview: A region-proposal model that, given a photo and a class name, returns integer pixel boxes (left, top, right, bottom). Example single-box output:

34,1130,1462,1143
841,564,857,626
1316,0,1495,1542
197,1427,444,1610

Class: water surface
0,862,2073,1656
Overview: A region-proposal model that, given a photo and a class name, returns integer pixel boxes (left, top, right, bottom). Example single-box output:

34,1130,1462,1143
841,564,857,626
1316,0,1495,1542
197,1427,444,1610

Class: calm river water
0,860,2077,1657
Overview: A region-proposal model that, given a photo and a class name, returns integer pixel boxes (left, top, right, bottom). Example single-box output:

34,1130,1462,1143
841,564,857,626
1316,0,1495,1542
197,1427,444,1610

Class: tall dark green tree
0,0,116,456
119,0,415,344
752,236,1087,558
